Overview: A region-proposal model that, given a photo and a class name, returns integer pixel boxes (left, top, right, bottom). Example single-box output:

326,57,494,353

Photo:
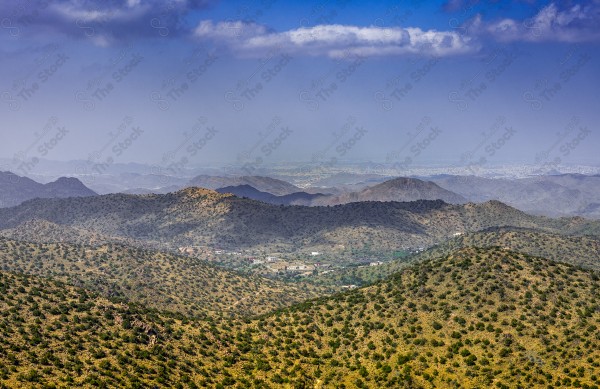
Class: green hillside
0,237,329,318
2,189,599,257
1,247,598,388
313,227,600,287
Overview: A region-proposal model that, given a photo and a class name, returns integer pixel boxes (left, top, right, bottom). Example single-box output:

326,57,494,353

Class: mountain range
429,173,600,218
6,168,600,219
121,172,600,219
1,186,598,258
215,177,466,206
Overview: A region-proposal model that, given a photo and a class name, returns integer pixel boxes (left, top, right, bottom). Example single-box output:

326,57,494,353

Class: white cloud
193,21,476,58
486,2,600,43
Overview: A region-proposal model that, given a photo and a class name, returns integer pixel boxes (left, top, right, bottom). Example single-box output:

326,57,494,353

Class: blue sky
1,0,599,175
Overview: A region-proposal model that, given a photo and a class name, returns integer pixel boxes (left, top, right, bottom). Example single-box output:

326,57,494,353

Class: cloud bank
2,0,598,54
480,2,600,43
192,2,600,58
1,0,212,45
194,21,477,58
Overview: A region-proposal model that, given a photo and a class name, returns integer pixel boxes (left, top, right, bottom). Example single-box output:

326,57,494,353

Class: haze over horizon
1,0,599,177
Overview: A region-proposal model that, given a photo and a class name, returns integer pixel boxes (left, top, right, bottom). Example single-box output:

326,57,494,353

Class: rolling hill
1,247,598,387
312,226,600,287
216,184,329,205
0,237,328,318
1,188,598,256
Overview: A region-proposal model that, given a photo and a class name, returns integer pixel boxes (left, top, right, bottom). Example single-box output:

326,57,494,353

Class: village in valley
176,244,426,284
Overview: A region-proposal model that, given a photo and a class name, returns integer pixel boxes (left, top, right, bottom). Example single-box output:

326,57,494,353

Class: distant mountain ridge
1,186,597,255
0,171,96,208
216,177,466,206
313,177,467,205
216,184,329,205
429,173,600,218
187,175,302,196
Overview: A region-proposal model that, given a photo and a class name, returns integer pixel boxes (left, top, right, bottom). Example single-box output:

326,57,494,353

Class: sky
0,0,599,177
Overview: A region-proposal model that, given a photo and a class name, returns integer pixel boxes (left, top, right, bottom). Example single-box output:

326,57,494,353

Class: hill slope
0,237,328,318
1,188,597,255
231,247,600,388
1,247,599,388
312,226,600,287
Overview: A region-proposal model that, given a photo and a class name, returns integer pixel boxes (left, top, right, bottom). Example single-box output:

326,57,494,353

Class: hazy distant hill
0,171,96,208
1,187,597,255
314,177,467,205
429,173,600,218
81,172,190,195
216,184,329,205
187,175,302,196
121,185,182,195
216,177,466,207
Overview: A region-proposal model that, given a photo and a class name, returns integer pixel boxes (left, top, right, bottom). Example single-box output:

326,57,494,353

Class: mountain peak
176,186,231,199
356,176,467,204
0,172,96,208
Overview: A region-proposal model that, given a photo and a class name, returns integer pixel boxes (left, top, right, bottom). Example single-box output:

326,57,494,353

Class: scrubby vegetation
314,227,600,287
0,237,329,318
0,246,598,388
2,189,599,256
